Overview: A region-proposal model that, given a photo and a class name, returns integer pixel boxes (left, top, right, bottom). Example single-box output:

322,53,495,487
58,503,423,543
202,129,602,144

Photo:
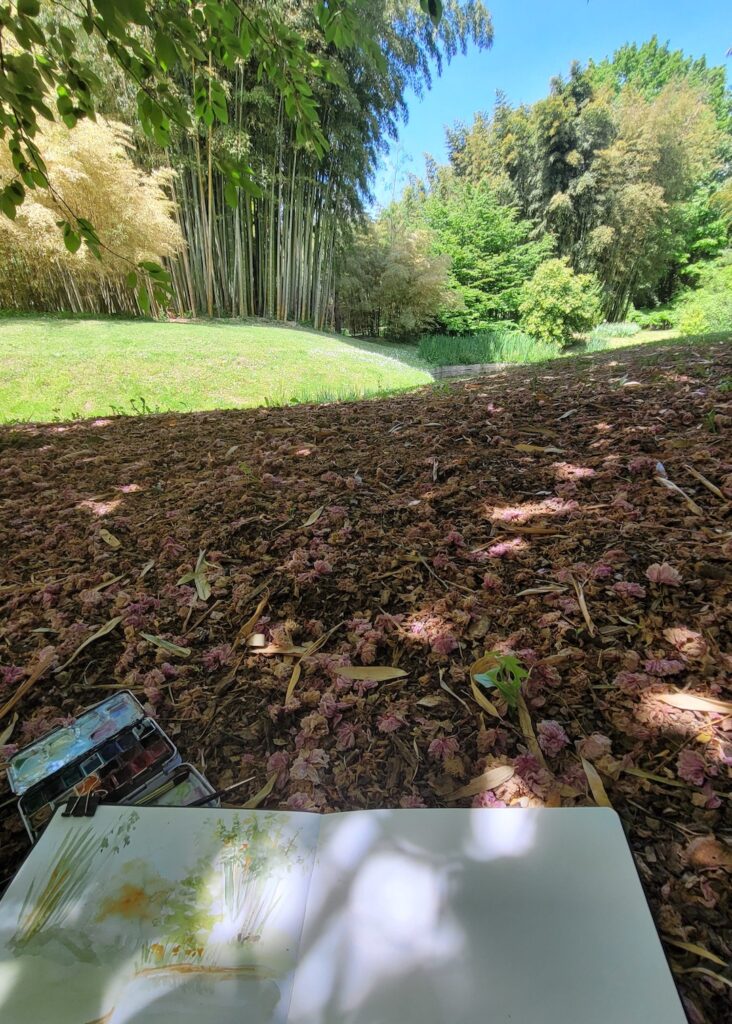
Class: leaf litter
0,340,730,1020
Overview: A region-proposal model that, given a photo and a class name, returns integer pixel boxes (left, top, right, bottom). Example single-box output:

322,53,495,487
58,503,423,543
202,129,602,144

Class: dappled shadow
0,336,729,1018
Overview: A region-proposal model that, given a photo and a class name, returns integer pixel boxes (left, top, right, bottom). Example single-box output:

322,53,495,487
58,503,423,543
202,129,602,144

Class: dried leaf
99,528,121,549
255,643,308,657
55,616,123,672
517,694,548,767
683,464,724,499
139,632,191,657
655,475,704,516
285,662,302,705
0,712,18,746
470,677,501,717
235,591,270,646
445,765,515,801
658,693,732,715
92,573,125,592
242,772,278,809
337,666,407,681
569,573,596,637
513,443,565,454
301,505,324,527
416,694,446,708
664,939,727,967
139,559,155,579
246,633,267,647
0,650,55,722
581,757,613,808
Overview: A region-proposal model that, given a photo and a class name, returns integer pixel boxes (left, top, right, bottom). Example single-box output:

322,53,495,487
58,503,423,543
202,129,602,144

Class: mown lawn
0,315,432,422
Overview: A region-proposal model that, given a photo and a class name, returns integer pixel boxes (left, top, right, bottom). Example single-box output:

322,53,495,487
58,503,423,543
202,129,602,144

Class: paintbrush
187,774,256,807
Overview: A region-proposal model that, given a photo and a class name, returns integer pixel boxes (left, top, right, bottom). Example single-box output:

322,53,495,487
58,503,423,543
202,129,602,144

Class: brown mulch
1,340,731,1019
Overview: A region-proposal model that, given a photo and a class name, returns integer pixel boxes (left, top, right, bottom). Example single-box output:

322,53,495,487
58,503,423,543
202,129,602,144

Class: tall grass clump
589,321,641,340
418,329,557,367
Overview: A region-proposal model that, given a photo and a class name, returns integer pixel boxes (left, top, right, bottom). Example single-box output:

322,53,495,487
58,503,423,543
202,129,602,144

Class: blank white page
288,808,685,1024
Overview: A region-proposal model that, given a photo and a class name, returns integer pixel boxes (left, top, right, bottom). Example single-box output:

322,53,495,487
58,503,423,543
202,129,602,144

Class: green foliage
449,43,725,321
475,653,529,708
418,329,556,366
403,172,554,331
337,223,456,339
519,258,602,347
630,309,674,330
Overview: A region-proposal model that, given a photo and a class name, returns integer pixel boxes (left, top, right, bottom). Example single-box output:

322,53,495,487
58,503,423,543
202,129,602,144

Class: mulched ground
1,340,731,1020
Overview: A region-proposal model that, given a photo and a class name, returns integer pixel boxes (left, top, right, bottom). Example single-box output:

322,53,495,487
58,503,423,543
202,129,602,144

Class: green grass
418,329,557,367
0,315,432,423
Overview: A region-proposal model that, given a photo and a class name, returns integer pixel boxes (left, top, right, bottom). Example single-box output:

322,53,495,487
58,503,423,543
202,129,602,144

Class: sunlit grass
0,315,432,423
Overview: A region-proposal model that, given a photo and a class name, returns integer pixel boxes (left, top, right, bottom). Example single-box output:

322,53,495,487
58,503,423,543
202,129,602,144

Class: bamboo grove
0,1,493,324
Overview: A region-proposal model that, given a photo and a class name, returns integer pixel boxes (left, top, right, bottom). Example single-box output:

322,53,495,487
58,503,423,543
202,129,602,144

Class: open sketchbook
0,805,685,1024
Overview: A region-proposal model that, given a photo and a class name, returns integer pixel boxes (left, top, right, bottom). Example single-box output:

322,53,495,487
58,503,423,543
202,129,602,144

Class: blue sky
371,0,731,208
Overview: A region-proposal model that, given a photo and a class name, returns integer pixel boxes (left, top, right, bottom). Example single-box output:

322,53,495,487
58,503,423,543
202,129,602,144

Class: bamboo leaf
242,772,278,809
658,693,732,715
470,678,501,717
445,765,515,801
0,650,55,721
55,617,123,672
581,757,613,808
139,633,191,657
235,591,269,645
336,666,407,681
285,662,301,705
513,443,565,454
517,694,548,766
665,938,727,967
99,528,121,549
301,505,324,527
0,712,19,746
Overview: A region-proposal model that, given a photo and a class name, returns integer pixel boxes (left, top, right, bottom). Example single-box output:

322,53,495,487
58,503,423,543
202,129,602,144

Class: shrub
418,329,557,366
631,309,674,330
519,258,602,347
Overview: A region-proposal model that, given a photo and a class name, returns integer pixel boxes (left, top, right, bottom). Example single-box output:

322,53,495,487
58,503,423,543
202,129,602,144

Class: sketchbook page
288,807,686,1024
0,805,321,1024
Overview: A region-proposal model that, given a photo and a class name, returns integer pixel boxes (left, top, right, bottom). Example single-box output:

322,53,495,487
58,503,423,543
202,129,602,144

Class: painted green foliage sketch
9,810,306,973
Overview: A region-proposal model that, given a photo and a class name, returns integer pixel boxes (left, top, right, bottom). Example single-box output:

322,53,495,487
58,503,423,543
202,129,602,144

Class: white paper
0,806,686,1024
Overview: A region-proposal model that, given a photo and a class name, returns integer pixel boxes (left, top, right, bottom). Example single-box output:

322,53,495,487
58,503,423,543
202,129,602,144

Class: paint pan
7,692,145,796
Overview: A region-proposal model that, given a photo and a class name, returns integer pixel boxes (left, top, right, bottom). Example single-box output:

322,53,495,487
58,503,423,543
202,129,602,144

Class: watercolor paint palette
7,692,215,841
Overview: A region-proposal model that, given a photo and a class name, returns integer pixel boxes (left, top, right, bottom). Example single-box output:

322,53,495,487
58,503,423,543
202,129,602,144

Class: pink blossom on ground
444,530,465,547
312,560,333,575
201,644,233,671
662,627,707,659
514,753,552,794
482,573,502,591
643,658,685,677
577,733,612,761
611,582,646,599
428,736,460,761
700,783,721,810
472,791,507,808
290,747,329,784
487,538,526,559
0,665,25,687
266,751,290,787
400,795,427,808
676,748,706,786
592,564,614,579
377,712,406,733
645,562,682,587
335,722,356,750
537,720,570,757
614,671,654,694
285,792,320,811
431,633,458,656
1,744,19,760
432,552,451,570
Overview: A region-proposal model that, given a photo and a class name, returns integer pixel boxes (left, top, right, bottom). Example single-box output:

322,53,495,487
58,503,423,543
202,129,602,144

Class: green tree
519,257,601,347
410,169,553,331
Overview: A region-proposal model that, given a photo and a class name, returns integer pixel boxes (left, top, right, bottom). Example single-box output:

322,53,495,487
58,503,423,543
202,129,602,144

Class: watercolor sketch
0,806,321,1024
